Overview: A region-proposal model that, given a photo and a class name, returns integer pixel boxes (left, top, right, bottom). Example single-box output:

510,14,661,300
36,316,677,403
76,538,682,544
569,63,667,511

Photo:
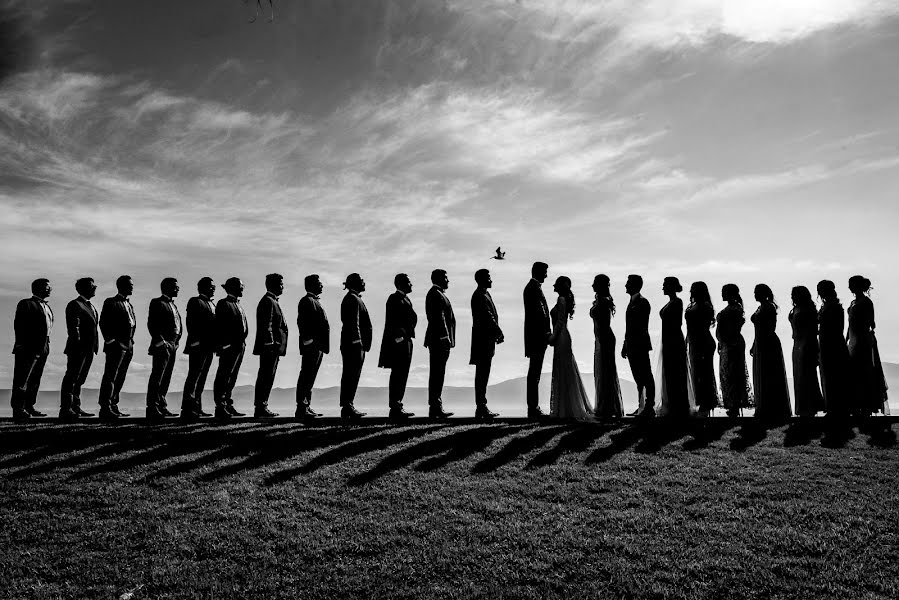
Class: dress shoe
429,408,454,419
98,409,119,422
111,406,130,417
26,408,47,417
254,407,278,418
58,408,80,422
214,407,232,420
180,411,200,423
159,407,178,418
527,406,547,420
75,408,95,417
226,405,246,417
197,409,213,417
146,408,166,423
636,407,656,420
475,407,498,420
12,410,31,423
295,406,319,421
389,408,414,421
341,406,366,420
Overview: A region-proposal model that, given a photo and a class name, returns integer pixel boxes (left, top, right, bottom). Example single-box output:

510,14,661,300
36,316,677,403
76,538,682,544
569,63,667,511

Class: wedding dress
549,297,594,420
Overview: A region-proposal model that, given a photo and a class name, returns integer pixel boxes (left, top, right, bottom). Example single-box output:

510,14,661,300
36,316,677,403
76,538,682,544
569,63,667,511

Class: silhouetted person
296,274,328,421
751,284,792,422
657,276,689,419
717,284,752,418
11,278,53,421
789,286,824,418
379,273,417,421
817,280,850,418
424,269,455,419
60,277,99,421
523,261,550,419
340,273,371,420
180,277,217,421
591,274,623,420
253,273,287,418
622,274,655,418
213,277,248,419
145,277,182,422
846,275,888,417
98,275,136,421
685,281,719,416
470,268,503,419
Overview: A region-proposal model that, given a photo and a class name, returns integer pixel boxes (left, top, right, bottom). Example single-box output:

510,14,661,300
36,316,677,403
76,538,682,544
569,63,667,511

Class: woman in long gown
716,284,753,418
590,274,623,419
750,284,792,421
846,275,889,416
789,286,824,417
685,281,719,416
548,276,593,421
816,280,850,417
657,276,690,418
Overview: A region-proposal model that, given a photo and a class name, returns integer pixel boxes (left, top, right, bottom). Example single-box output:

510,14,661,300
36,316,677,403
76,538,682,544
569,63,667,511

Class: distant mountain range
2,363,897,418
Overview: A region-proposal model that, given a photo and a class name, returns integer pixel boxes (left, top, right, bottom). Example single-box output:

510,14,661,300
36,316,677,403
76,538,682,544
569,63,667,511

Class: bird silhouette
244,0,274,23
491,247,506,260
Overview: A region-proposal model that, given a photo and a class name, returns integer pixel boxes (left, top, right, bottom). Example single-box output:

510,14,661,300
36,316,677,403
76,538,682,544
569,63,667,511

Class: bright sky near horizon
1,0,897,396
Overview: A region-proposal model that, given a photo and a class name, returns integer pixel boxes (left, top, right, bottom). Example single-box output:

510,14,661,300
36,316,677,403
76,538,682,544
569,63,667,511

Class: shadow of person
584,423,646,464
471,424,569,474
783,419,825,447
864,423,896,448
820,420,856,449
348,424,523,486
681,418,736,451
634,418,691,454
729,421,769,451
526,424,609,469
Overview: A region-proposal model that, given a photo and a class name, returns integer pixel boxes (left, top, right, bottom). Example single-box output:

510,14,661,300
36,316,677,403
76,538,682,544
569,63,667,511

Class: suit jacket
340,292,373,352
470,288,502,364
12,297,52,356
253,292,288,356
624,294,652,354
424,286,455,349
147,296,183,354
297,293,330,355
183,295,216,355
216,296,249,355
64,297,98,355
378,291,417,368
100,295,136,353
523,279,551,357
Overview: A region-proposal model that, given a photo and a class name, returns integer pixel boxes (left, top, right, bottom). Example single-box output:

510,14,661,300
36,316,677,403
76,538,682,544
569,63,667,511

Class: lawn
0,418,896,599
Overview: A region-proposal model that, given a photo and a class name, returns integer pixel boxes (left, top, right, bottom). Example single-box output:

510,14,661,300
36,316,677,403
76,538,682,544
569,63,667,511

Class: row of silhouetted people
8,266,889,423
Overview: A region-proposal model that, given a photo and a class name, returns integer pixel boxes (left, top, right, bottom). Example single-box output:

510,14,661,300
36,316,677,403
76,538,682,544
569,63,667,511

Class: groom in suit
146,277,183,421
296,274,328,421
340,273,371,420
378,273,417,421
98,275,137,421
424,269,454,419
470,268,503,419
181,277,217,421
253,273,288,418
11,278,54,421
60,277,98,421
523,261,550,419
213,277,249,419
622,274,655,418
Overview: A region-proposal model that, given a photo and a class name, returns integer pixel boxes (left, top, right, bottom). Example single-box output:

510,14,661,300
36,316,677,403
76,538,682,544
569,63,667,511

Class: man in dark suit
424,268,455,419
622,274,655,418
146,277,182,421
296,274,328,421
523,261,550,419
470,269,503,419
253,273,287,418
60,277,99,421
378,273,417,421
10,278,53,421
181,277,216,421
98,275,136,421
213,277,249,419
339,273,371,420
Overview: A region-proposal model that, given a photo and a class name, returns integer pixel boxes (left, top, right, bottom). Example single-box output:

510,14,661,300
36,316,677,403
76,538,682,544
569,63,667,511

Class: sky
1,0,898,398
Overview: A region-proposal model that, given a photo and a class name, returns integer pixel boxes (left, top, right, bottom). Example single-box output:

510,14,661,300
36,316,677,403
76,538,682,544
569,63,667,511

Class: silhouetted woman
846,275,889,416
817,280,850,417
789,286,824,417
716,284,753,418
750,284,792,421
590,274,623,419
685,281,719,416
656,276,690,418
548,276,594,421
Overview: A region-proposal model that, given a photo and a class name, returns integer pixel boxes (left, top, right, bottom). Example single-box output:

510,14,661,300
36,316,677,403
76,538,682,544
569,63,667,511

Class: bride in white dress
549,276,594,421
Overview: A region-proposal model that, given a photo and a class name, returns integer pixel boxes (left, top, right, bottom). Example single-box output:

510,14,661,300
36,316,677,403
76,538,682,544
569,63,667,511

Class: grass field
0,418,897,599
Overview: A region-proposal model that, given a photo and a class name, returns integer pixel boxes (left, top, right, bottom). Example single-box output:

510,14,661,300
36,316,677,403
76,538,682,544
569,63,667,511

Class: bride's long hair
555,276,575,319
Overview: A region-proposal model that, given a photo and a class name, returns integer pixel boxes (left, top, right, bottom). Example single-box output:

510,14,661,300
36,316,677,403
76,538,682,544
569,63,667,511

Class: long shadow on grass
526,424,611,469
414,425,528,472
264,425,448,485
783,419,825,447
584,423,644,464
348,424,524,486
471,424,570,473
729,421,771,451
682,419,737,451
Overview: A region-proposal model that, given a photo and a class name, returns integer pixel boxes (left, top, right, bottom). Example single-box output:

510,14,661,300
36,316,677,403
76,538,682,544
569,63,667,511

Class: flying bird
244,0,274,23
491,247,506,260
